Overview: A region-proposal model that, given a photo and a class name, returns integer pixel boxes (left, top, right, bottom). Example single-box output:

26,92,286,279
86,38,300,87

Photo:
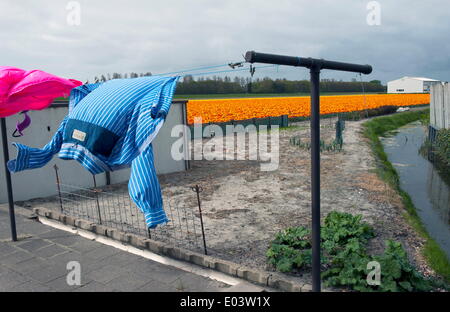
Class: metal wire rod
59,189,96,199
154,63,232,76
181,64,278,78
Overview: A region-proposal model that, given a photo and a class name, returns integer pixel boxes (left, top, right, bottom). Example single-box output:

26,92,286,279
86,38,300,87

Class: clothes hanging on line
8,76,180,228
0,66,82,118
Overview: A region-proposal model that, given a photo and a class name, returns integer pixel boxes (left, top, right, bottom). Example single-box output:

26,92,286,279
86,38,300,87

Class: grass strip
362,108,450,281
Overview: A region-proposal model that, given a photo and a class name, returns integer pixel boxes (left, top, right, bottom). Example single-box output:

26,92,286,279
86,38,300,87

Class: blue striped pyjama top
7,76,180,228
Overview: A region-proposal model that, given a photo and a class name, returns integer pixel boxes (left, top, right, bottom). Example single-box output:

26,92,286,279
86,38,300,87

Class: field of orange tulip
186,93,430,124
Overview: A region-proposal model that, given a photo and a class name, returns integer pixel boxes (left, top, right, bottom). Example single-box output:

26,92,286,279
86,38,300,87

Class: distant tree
183,75,194,83
173,75,385,95
91,73,385,94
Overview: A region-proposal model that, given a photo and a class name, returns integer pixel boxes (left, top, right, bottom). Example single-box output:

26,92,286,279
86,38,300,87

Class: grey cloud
1,0,449,83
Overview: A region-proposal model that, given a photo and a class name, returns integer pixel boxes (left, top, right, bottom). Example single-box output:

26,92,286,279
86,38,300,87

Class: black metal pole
244,51,372,292
1,118,17,241
310,65,321,292
245,51,372,74
105,171,111,185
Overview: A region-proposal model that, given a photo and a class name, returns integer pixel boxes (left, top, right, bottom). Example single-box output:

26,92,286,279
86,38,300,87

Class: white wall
153,102,189,174
0,102,188,203
387,78,424,93
430,82,450,129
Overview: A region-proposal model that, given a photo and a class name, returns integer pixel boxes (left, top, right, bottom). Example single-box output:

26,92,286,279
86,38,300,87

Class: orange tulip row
186,94,430,124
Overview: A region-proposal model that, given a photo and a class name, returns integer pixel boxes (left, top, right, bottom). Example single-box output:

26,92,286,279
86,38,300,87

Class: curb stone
32,207,310,292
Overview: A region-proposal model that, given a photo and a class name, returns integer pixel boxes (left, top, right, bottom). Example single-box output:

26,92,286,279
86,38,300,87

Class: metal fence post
92,175,102,224
53,165,64,212
192,185,207,255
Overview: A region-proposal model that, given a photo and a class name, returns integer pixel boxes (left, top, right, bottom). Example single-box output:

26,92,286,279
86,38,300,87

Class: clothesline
171,64,279,78
154,63,232,76
92,62,280,83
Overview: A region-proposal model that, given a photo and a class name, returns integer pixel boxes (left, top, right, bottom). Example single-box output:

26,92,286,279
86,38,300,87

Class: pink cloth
0,66,82,117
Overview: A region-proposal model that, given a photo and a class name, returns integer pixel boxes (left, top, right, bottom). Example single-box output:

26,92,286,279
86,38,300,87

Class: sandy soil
158,118,430,275
19,116,433,282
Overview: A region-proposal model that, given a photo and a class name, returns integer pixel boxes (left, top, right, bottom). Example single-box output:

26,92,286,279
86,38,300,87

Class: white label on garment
72,129,86,142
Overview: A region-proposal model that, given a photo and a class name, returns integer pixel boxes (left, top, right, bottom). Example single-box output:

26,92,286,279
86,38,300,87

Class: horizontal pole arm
245,51,372,74
245,51,302,67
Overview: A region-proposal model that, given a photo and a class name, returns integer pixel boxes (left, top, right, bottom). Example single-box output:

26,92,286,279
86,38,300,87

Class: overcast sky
1,0,449,83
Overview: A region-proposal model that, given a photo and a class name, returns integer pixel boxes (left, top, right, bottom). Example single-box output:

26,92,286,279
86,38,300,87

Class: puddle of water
381,121,450,259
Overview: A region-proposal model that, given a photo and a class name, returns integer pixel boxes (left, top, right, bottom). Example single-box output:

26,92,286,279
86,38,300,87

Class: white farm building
387,77,440,94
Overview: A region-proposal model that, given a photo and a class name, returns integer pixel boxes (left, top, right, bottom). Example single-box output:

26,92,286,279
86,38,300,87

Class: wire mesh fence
53,165,208,254
289,117,345,152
